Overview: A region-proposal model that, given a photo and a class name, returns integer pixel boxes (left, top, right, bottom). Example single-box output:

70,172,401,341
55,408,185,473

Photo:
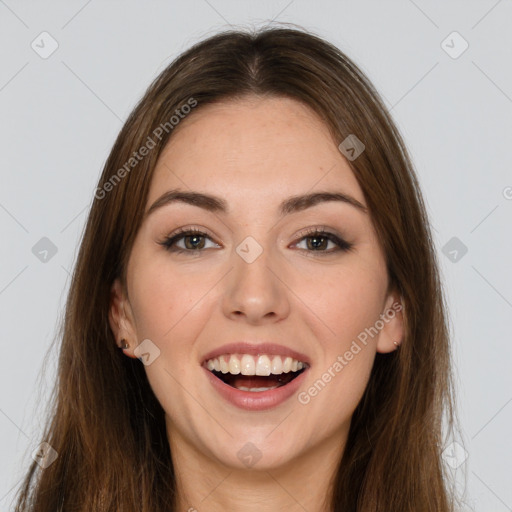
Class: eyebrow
145,189,367,218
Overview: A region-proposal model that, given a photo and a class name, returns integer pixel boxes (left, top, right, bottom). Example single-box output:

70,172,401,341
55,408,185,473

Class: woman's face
110,96,403,471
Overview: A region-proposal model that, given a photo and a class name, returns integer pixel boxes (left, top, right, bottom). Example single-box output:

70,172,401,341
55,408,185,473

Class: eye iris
185,234,205,250
307,236,328,250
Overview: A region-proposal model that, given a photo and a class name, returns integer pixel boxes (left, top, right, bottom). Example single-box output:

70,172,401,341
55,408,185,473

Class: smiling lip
203,365,309,411
201,342,310,411
200,342,310,365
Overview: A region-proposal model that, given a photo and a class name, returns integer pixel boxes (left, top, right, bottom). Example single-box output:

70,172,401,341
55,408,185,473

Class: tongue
224,373,296,390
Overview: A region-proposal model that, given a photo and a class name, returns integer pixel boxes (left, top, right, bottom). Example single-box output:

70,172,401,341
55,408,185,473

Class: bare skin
109,96,403,511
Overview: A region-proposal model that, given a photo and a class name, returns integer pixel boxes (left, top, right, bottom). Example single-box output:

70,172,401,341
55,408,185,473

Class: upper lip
201,342,311,366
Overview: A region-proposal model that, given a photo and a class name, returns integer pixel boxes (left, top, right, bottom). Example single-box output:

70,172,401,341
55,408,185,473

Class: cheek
291,257,387,430
127,257,214,413
293,259,387,346
128,255,217,341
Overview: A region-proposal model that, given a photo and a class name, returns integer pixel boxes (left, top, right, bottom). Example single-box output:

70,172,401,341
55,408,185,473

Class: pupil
308,236,327,250
185,235,204,250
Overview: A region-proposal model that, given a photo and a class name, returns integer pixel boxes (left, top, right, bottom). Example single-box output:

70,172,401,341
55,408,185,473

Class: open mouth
204,354,309,392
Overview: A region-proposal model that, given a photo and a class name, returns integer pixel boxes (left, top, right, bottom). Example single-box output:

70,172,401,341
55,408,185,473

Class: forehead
148,96,365,208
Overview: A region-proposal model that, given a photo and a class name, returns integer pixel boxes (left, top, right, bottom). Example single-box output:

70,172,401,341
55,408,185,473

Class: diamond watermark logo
31,32,59,59
442,441,468,469
442,236,468,263
236,236,263,264
237,442,262,467
441,31,469,59
32,442,58,469
32,237,58,263
134,338,161,365
338,134,365,161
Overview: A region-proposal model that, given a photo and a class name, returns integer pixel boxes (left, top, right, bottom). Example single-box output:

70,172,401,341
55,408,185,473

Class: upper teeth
205,354,306,376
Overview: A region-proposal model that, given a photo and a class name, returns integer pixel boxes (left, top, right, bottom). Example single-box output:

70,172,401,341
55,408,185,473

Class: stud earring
120,339,129,350
393,341,400,349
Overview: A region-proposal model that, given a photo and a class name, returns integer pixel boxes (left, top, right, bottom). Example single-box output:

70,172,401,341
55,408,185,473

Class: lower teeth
236,385,279,392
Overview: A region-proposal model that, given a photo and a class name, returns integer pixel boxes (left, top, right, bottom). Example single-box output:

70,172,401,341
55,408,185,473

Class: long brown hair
13,25,458,511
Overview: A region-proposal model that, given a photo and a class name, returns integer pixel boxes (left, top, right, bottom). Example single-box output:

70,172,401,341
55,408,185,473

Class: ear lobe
375,292,404,354
108,278,125,341
109,278,138,358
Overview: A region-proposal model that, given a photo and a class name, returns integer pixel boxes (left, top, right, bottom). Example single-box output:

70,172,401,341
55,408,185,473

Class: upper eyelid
163,227,350,252
167,224,342,237
166,227,341,242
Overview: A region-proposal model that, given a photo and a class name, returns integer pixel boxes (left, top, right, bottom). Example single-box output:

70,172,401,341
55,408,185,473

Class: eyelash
158,226,353,256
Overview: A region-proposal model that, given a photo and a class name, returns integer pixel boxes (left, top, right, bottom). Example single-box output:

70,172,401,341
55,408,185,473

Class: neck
167,421,348,512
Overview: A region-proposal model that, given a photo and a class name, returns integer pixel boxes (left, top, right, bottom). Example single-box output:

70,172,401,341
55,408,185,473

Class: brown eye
305,235,330,251
159,229,219,253
183,234,206,250
294,229,353,254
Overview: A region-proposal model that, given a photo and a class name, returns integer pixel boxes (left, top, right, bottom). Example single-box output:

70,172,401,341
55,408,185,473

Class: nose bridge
222,234,289,323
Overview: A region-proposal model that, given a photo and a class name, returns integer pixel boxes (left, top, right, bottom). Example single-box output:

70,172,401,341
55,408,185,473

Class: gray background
1,1,511,510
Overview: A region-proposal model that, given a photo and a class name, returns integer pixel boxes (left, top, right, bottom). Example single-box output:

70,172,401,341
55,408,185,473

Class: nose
222,241,291,325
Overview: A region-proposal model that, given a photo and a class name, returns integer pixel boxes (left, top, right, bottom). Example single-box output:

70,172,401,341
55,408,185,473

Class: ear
375,290,404,354
109,278,138,359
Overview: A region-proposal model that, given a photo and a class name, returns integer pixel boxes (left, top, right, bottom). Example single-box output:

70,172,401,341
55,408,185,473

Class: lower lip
203,366,308,411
